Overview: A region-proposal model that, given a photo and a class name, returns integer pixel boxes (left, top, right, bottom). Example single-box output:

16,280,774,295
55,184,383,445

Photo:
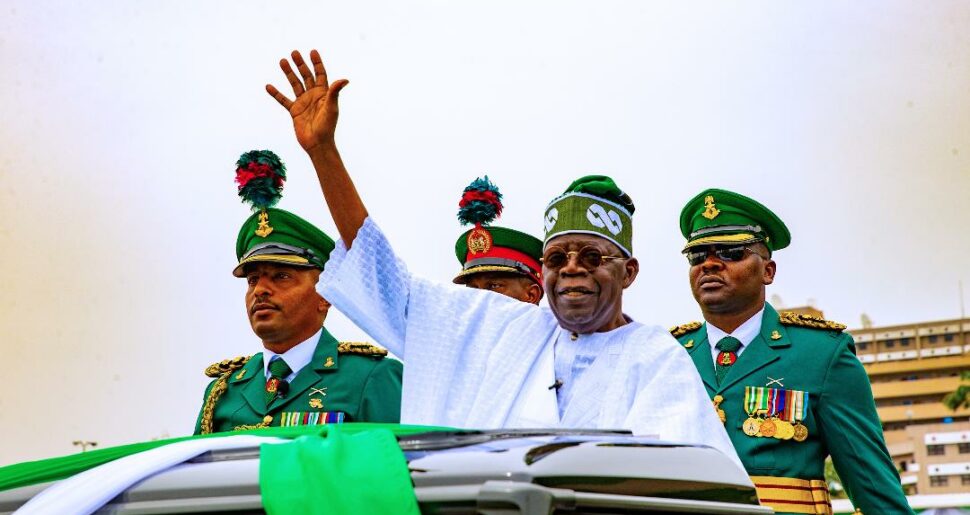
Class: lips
251,302,280,315
558,286,595,299
697,276,725,290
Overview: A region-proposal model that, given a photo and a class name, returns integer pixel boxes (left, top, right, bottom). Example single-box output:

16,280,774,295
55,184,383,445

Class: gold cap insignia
770,330,782,340
467,227,493,255
324,356,335,368
255,209,274,237
702,195,720,220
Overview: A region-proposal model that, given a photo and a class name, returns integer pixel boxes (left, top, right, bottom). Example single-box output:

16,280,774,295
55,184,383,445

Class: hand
266,50,349,153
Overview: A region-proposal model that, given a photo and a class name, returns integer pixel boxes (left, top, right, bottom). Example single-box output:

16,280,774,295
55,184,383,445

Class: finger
310,50,329,88
328,79,350,104
265,84,294,110
279,57,305,97
292,50,316,89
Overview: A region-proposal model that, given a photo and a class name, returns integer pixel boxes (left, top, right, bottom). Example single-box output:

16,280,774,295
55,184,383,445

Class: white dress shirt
261,328,322,382
706,306,765,367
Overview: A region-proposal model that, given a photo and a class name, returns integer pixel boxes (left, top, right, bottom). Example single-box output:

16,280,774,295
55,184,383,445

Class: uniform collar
262,328,323,379
705,305,765,349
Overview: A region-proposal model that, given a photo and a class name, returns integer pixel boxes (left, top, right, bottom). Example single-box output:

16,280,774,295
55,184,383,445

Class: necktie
265,357,292,407
715,336,742,386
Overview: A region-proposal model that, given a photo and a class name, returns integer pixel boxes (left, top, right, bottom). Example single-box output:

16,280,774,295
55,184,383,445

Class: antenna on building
960,280,966,319
770,294,784,308
861,313,873,329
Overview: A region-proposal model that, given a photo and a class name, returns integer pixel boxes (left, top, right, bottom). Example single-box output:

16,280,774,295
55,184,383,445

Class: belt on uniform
750,475,833,515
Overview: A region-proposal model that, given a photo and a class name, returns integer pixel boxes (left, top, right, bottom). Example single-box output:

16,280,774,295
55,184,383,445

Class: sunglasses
541,246,625,270
685,246,764,266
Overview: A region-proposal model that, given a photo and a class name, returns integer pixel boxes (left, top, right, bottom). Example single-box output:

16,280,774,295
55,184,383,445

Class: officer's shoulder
204,355,253,378
338,342,389,359
778,311,847,338
670,321,703,338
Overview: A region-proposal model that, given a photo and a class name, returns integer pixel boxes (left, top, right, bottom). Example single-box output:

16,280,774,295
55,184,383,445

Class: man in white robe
263,49,742,468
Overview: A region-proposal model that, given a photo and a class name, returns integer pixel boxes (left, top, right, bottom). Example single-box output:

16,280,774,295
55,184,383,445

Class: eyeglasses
541,246,625,270
685,246,765,266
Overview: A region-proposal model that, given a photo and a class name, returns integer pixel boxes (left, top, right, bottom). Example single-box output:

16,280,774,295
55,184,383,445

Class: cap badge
467,227,493,255
702,195,720,220
255,210,274,238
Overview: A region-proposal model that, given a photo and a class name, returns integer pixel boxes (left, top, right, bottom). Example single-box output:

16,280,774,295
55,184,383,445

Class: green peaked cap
543,175,635,256
679,188,791,252
233,208,336,277
453,226,544,286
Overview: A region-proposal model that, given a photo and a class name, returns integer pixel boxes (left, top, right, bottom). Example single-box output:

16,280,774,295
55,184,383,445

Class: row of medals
743,415,808,442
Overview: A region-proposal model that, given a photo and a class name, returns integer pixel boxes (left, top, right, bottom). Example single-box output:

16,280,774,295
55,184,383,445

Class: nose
558,251,589,276
700,249,725,271
252,275,273,297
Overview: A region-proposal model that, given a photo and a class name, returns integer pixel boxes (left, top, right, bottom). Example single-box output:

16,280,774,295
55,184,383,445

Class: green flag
259,427,420,514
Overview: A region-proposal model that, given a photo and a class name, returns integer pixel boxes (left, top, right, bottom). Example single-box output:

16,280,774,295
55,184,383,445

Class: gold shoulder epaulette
338,342,388,358
204,355,252,378
778,311,846,332
670,321,703,338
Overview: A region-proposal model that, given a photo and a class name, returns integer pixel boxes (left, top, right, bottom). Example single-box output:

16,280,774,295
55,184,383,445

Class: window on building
944,333,954,342
858,342,868,351
900,338,911,346
928,335,938,343
928,445,945,456
959,443,970,454
930,476,949,487
885,340,896,348
963,474,970,486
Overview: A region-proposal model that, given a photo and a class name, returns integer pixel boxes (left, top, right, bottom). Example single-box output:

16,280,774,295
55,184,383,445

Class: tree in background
943,371,970,411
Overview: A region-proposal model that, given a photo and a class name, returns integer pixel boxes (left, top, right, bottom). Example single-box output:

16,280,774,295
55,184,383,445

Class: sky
1,1,968,465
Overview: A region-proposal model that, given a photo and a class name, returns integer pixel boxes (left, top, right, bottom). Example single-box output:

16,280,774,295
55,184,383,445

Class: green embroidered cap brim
543,192,633,256
233,208,336,277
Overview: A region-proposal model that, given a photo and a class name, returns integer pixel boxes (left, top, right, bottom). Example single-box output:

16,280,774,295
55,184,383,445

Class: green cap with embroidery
231,150,335,277
679,188,790,252
543,175,635,256
233,208,335,277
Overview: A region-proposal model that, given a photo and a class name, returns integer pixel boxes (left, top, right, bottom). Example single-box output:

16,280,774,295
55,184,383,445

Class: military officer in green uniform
194,151,402,434
670,189,912,515
452,177,544,305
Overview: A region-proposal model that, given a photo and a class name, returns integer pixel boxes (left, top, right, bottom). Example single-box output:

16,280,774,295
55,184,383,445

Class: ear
526,283,543,305
622,257,639,289
763,259,776,286
318,295,332,313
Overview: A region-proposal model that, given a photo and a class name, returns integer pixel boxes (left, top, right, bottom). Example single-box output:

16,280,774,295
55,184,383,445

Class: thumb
329,79,350,103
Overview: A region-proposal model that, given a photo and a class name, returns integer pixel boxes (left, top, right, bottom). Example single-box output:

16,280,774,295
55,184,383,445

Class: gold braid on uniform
778,311,846,332
338,342,388,357
669,321,702,337
199,355,251,435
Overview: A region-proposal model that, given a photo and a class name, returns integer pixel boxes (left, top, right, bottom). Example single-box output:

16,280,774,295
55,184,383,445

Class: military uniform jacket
673,303,912,515
194,328,402,434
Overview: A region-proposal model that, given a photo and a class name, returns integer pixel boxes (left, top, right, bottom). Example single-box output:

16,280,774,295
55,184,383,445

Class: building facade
848,316,970,495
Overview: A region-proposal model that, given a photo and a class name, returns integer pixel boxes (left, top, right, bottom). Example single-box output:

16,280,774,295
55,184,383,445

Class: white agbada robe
320,217,742,468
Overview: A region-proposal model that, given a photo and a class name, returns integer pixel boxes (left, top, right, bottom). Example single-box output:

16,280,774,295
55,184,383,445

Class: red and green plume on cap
235,150,287,210
231,150,335,277
453,176,543,291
